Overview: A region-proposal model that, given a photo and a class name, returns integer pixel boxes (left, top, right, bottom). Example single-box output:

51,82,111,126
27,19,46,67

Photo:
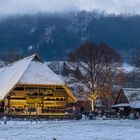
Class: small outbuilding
112,89,130,117
112,88,140,118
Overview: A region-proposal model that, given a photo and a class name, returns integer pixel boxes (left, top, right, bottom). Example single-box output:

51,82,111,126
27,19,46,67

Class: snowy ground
0,119,140,140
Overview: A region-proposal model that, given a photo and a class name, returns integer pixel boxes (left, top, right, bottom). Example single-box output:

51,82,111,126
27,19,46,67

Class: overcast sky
0,0,140,15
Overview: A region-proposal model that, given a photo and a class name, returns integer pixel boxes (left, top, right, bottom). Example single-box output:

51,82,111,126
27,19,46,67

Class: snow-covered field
0,119,140,140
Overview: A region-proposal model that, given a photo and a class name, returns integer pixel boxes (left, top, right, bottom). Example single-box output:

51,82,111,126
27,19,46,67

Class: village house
112,88,140,118
0,54,77,118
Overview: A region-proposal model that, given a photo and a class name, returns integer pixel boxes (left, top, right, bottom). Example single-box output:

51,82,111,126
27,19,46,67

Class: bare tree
67,41,124,109
48,61,61,74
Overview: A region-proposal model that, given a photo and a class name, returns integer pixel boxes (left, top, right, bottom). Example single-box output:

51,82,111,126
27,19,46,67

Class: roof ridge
1,54,37,69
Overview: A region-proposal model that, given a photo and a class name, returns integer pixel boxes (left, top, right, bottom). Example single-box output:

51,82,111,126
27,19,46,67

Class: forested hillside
0,11,140,61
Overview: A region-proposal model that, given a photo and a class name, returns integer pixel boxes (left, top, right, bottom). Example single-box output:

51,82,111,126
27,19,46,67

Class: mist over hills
0,11,140,61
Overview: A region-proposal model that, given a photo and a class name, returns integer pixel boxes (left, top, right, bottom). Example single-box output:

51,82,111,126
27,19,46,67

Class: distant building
113,89,129,105
124,88,140,111
112,88,140,117
0,54,76,116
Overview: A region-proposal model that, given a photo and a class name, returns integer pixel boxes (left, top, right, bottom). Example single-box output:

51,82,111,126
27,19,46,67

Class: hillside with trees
0,11,140,62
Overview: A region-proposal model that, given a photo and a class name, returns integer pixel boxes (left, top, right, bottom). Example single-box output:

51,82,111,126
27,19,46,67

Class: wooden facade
3,84,76,115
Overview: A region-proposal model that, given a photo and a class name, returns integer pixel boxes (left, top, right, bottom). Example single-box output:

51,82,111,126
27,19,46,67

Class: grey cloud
0,0,140,15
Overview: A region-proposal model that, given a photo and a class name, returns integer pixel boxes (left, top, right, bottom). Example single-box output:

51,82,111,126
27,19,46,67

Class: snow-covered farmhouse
0,54,76,117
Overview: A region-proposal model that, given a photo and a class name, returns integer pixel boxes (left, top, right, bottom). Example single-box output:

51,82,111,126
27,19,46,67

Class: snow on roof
112,88,140,109
112,102,140,109
123,88,140,102
112,103,130,108
122,63,134,73
0,54,64,99
130,101,140,109
19,61,64,85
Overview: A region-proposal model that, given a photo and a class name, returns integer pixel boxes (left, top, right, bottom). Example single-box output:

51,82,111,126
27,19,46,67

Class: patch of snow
123,88,140,102
44,26,55,44
0,120,140,140
28,45,34,52
0,55,34,99
130,101,140,109
44,26,55,36
122,63,134,73
0,54,64,99
112,101,140,109
19,61,64,85
29,28,36,34
112,103,130,108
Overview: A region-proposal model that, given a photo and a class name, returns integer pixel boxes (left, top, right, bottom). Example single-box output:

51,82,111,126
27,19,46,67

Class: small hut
112,89,130,117
124,88,140,113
